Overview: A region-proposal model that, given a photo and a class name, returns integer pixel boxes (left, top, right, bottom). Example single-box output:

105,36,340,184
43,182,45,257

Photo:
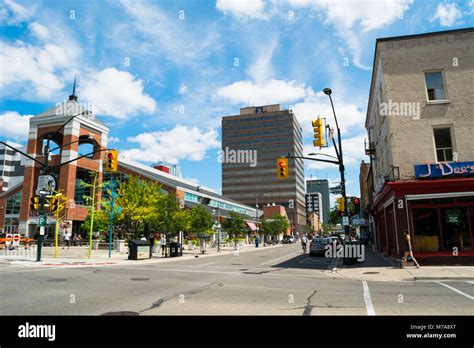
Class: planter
91,240,101,250
114,239,126,253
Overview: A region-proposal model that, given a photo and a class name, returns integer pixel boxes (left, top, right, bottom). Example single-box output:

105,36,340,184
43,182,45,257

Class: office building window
433,127,453,162
425,71,446,101
6,191,22,215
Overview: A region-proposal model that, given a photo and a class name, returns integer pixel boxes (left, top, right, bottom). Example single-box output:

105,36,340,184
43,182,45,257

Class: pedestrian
401,231,420,268
255,235,260,248
160,234,167,256
62,231,71,249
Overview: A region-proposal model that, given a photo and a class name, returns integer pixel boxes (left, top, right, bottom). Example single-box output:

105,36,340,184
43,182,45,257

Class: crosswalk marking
362,281,376,315
435,281,474,300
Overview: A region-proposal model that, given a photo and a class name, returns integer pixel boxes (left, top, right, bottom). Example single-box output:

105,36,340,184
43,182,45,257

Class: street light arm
0,141,46,168
48,148,112,171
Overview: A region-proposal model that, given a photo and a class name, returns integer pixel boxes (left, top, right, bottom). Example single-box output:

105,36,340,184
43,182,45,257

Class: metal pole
88,174,97,259
55,204,59,258
36,136,51,262
217,206,220,252
327,93,350,241
108,174,115,258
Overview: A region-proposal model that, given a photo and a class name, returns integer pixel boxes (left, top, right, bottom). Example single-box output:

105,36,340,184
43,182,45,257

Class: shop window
441,208,471,251
433,127,453,162
425,71,447,101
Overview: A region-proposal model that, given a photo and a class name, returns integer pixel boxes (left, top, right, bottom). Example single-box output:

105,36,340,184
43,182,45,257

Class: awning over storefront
246,221,257,231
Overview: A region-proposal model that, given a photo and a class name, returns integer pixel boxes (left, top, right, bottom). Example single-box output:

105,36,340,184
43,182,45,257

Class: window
6,191,22,215
433,127,453,162
425,71,446,101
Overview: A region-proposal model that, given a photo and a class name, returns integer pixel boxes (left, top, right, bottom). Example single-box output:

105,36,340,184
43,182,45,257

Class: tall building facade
0,141,25,193
306,179,330,224
364,28,474,260
221,104,306,231
305,192,323,224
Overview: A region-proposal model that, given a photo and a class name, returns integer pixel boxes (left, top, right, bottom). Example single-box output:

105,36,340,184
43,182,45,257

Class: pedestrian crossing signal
277,158,288,179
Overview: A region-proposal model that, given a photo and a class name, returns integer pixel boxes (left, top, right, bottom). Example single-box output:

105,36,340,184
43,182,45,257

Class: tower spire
69,75,78,101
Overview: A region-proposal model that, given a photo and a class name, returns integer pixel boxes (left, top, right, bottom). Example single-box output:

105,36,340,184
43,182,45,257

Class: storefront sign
415,161,474,178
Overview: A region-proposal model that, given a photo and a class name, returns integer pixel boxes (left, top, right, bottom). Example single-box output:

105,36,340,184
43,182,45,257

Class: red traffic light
279,161,285,167
353,197,359,205
108,153,114,159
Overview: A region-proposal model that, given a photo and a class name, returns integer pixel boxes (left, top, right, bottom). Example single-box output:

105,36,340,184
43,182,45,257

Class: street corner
403,266,474,281
333,266,416,282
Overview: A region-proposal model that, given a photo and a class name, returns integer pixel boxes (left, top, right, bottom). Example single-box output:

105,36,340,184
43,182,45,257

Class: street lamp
323,87,350,242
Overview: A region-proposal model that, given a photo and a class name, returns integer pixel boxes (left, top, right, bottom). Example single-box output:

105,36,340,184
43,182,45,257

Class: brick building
364,28,474,262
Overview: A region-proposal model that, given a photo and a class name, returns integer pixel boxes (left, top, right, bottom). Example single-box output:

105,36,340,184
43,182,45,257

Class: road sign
13,234,20,246
36,175,56,196
330,185,342,194
342,216,350,226
39,226,45,236
5,233,13,246
39,215,47,227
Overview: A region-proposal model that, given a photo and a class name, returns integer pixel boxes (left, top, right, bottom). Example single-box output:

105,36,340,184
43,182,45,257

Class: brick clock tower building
19,92,109,236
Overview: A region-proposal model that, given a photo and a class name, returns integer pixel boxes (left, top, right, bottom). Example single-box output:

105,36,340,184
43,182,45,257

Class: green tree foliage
188,205,213,236
261,214,290,237
115,175,166,239
221,211,247,247
81,210,109,238
152,194,190,237
329,207,342,225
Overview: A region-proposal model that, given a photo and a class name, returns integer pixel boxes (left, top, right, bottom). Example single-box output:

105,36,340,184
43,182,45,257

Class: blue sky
1,0,473,206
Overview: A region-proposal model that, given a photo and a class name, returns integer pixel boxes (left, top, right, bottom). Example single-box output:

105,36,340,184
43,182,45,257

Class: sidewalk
330,250,474,282
0,243,283,268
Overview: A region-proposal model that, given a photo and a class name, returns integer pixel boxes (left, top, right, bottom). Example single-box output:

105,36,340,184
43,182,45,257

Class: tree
329,207,342,225
81,210,109,237
221,211,247,249
261,214,290,240
152,194,190,238
188,205,213,236
115,175,166,240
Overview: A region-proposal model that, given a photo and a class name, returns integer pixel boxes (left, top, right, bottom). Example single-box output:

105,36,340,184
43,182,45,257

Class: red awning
246,221,257,231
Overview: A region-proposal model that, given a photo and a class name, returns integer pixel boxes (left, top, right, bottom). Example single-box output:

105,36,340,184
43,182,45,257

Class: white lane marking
199,262,216,266
261,252,299,266
362,281,376,316
435,281,474,300
467,281,474,285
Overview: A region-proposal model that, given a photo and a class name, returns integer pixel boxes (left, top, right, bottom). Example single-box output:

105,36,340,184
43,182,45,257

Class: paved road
1,244,473,315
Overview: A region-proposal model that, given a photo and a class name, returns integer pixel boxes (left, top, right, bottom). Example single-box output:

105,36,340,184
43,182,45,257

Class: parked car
282,235,295,244
309,237,332,256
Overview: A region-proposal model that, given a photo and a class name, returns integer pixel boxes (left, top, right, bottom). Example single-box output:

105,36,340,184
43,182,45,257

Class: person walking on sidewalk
62,231,71,250
401,231,420,268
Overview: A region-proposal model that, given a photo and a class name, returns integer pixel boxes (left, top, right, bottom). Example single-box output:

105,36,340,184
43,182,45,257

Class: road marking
362,281,376,316
435,281,474,300
199,262,216,266
467,281,474,285
261,252,299,266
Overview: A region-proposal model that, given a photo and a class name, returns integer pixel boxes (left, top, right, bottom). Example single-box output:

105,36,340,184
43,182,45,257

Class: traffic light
312,118,325,148
104,149,118,172
353,196,360,214
30,196,39,210
336,197,345,212
277,158,288,179
49,197,59,213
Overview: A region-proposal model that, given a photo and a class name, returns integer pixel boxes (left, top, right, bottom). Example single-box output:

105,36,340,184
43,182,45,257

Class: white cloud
292,90,366,135
304,133,367,170
0,111,33,139
216,79,307,106
108,136,120,143
0,40,68,99
29,22,49,40
432,2,462,27
287,0,413,69
178,84,188,95
79,68,156,119
0,0,34,25
216,0,267,20
246,38,277,82
121,125,220,164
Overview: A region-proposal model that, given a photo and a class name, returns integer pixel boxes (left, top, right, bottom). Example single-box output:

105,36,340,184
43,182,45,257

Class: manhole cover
362,272,380,274
101,311,139,316
131,277,149,281
47,279,68,282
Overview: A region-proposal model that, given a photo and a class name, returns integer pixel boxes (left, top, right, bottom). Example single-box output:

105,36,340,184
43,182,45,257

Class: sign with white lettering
415,162,474,178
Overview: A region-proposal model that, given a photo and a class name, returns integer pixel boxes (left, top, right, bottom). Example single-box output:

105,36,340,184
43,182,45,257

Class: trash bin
128,240,151,260
169,242,182,257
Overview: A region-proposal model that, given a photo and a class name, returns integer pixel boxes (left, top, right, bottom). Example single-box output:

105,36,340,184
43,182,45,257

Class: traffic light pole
325,89,350,241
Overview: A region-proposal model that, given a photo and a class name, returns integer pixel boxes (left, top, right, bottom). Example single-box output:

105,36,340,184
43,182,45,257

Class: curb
414,277,474,281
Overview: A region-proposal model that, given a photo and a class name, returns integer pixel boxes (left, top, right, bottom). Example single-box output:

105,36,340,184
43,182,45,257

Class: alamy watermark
218,147,257,168
325,242,365,262
380,100,420,120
